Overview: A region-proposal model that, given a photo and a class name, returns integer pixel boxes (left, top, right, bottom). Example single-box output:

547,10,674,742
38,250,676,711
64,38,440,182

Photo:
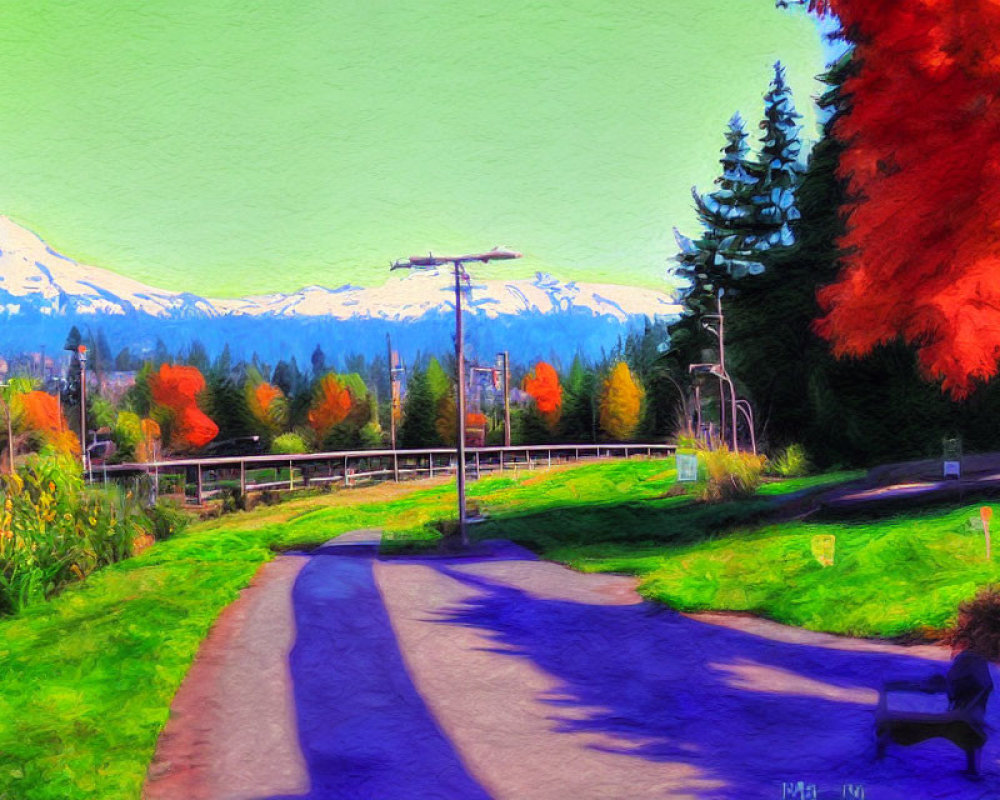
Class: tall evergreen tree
668,68,805,443
674,114,763,300
311,344,327,378
114,347,134,372
186,339,210,373
398,366,441,448
206,370,254,442
669,114,766,382
153,338,170,365
62,325,83,412
751,61,803,249
559,356,598,443
213,343,233,377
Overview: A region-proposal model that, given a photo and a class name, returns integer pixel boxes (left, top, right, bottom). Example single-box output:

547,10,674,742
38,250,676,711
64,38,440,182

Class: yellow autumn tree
598,362,644,441
136,418,162,462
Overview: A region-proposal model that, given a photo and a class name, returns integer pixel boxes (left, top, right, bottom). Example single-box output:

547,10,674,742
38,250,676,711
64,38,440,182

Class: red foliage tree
308,374,353,440
149,364,219,450
806,0,1000,398
523,362,562,429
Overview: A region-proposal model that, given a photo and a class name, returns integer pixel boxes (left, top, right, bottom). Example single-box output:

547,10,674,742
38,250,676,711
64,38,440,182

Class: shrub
146,499,189,540
217,486,247,515
771,443,811,478
947,585,1000,661
271,432,309,455
359,421,384,449
693,445,767,503
0,449,182,615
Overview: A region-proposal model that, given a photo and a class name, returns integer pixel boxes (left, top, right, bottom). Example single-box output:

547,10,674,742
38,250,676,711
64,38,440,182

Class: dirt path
145,532,1000,800
143,555,309,800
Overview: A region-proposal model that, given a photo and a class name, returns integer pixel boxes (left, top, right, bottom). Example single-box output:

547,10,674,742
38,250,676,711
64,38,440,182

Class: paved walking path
145,530,1000,800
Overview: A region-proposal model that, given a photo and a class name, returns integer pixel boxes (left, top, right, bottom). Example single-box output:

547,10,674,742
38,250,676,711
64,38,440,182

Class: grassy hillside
9,459,991,799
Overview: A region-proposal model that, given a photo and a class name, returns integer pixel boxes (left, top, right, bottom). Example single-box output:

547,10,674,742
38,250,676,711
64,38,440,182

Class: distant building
99,371,137,404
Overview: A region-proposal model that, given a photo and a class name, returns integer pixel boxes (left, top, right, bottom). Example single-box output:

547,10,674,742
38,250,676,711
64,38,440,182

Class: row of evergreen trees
62,319,678,459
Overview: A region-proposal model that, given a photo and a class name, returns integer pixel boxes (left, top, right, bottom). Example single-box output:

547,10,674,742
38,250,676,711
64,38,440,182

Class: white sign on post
943,460,961,478
676,453,698,482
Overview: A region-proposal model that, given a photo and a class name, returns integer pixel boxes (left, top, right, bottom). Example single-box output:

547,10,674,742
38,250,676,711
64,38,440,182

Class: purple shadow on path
425,562,1000,800
260,536,490,800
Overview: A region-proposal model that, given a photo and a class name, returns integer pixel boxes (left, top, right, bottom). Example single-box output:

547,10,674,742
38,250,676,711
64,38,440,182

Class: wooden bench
875,651,992,774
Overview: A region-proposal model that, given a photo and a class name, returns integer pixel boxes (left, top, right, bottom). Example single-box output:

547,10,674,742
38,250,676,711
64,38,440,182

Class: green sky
0,1,826,296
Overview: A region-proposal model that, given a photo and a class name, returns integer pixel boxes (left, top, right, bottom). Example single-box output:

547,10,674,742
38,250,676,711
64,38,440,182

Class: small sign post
981,506,993,560
943,436,962,480
676,452,698,483
811,534,836,567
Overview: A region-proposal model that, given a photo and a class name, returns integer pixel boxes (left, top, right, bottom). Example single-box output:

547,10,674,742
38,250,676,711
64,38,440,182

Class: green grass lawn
0,481,460,800
631,505,1000,638
0,458,991,799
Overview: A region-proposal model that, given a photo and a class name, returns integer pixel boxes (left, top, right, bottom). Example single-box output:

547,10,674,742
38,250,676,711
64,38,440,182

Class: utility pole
391,249,521,546
386,333,396,450
501,350,511,448
453,265,468,542
716,293,737,451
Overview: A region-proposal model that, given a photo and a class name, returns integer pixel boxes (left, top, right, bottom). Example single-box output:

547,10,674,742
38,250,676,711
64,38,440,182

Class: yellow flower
88,517,97,526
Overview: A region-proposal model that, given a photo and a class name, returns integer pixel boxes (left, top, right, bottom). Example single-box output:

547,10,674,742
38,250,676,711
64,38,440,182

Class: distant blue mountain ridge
0,216,681,367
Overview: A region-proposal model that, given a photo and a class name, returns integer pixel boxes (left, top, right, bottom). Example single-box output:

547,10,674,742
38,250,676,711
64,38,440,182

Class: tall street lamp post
77,345,88,473
391,248,521,545
700,292,737,451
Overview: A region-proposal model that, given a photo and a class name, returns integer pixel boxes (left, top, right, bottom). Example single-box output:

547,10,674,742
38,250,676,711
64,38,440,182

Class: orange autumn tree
598,362,644,441
523,361,562,430
148,364,218,451
18,391,79,456
308,374,354,441
800,0,1000,398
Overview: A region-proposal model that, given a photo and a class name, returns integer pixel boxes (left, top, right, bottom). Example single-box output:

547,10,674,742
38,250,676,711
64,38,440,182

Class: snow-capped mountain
0,215,680,365
0,216,678,323
0,216,221,319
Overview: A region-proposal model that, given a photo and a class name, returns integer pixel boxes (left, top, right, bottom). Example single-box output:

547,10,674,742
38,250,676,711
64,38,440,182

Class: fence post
393,452,399,482
344,456,350,487
289,460,294,491
196,465,203,506
548,449,552,468
429,453,434,478
240,460,246,496
526,449,532,470
499,450,504,472
475,451,481,480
